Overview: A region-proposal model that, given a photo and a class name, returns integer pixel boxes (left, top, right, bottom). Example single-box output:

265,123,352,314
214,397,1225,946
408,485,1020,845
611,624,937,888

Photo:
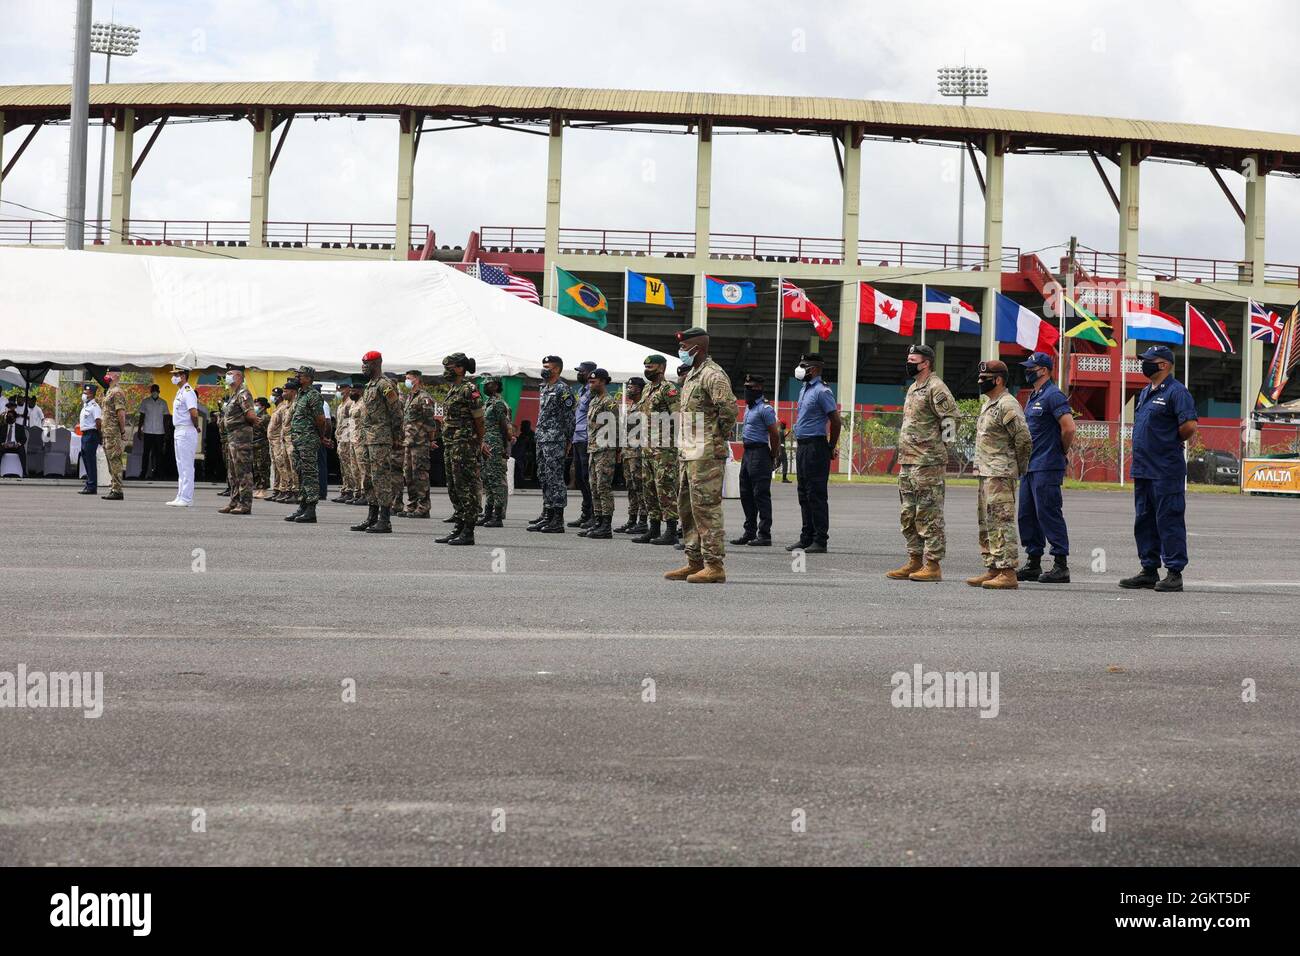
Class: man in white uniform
168,365,200,507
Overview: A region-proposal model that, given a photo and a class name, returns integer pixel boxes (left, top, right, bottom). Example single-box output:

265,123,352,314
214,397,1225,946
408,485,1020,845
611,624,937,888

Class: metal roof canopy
2,81,1298,173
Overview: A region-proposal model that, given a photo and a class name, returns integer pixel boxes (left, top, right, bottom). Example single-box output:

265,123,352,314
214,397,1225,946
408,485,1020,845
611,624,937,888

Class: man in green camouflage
968,360,1033,590
580,368,619,540
219,365,259,515
99,369,128,501
632,355,681,546
352,351,403,533
286,366,331,524
252,396,271,498
435,352,487,545
886,344,959,583
615,376,647,534
665,328,736,584
480,376,513,527
397,370,438,518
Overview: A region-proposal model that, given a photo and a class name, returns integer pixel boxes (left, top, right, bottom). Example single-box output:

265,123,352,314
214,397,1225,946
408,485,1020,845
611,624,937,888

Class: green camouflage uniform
403,387,438,515
101,384,128,494
622,394,645,517
216,394,230,490
676,357,735,566
482,394,512,516
974,390,1033,570
586,391,620,518
443,379,485,524
289,386,324,504
358,376,402,506
897,374,959,561
640,378,680,521
252,405,271,490
223,385,256,508
335,395,358,497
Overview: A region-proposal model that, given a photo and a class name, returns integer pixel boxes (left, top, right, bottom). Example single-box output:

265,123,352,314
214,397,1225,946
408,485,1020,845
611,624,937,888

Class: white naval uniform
172,384,199,505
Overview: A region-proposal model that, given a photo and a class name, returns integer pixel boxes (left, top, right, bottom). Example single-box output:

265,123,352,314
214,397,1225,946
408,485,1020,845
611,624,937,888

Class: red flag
1186,303,1234,353
859,282,917,336
781,280,832,340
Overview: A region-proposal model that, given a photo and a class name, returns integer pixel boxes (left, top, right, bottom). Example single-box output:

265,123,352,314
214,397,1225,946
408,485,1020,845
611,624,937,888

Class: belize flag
924,288,980,335
704,275,757,310
994,293,1059,353
858,282,917,336
1123,300,1184,345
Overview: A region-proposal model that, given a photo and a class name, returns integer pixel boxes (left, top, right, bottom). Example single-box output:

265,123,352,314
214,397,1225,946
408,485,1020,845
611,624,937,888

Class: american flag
479,263,540,305
1249,299,1283,343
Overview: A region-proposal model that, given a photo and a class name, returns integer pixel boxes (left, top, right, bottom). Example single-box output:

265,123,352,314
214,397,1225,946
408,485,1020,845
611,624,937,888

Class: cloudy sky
3,0,1298,266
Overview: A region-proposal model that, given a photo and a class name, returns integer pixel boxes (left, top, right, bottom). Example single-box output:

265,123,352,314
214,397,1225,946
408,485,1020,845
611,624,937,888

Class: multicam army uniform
443,379,485,525
252,403,271,491
586,390,620,519
223,384,257,508
640,378,680,521
402,386,438,515
974,390,1033,570
335,392,358,498
621,391,645,518
389,386,408,511
482,392,513,517
897,374,959,561
676,357,735,566
289,385,324,505
268,398,297,495
536,378,576,509
358,376,402,506
101,382,128,494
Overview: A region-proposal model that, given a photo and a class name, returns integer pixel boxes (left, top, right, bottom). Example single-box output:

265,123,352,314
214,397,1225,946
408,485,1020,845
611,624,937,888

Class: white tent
0,246,666,379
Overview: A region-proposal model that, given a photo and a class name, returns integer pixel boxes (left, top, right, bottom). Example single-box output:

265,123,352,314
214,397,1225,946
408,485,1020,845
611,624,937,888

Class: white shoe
165,498,192,507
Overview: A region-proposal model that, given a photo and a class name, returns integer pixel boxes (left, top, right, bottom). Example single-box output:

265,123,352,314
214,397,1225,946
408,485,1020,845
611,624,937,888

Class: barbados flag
705,275,757,310
555,266,608,329
627,270,675,309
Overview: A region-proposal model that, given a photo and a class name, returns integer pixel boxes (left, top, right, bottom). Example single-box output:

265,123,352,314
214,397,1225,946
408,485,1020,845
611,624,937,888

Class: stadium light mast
90,21,141,245
65,0,93,250
937,65,988,269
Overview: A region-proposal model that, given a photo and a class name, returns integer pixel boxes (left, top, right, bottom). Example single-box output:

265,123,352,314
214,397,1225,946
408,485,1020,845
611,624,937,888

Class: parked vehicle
1187,449,1240,485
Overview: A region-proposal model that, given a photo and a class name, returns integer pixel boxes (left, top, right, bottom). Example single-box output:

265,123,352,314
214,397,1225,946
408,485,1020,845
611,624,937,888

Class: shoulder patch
667,387,678,397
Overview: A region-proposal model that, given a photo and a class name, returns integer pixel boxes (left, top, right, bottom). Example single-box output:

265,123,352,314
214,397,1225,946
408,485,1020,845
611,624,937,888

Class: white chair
0,453,21,477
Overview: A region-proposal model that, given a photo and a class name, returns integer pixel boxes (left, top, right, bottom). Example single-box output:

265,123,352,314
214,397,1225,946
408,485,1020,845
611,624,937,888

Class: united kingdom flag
1249,299,1284,343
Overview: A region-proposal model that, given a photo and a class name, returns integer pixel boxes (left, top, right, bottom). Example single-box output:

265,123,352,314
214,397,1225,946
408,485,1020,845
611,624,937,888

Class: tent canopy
0,247,669,380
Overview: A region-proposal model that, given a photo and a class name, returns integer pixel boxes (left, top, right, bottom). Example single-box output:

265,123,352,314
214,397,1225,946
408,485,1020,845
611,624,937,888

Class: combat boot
102,491,124,501
1016,556,1042,582
908,560,942,582
481,506,503,528
442,514,458,523
367,506,393,534
1118,568,1159,589
650,518,678,545
540,508,566,533
730,531,755,546
218,502,237,514
1154,570,1183,592
350,505,378,531
687,562,726,584
577,515,595,537
885,556,923,580
587,515,612,540
982,568,1019,590
630,513,649,535
1037,556,1070,584
331,493,348,503
567,510,593,529
448,520,476,546
284,503,305,521
966,568,997,587
613,514,635,534
632,519,660,544
664,559,704,581
229,504,251,515
435,521,463,543
293,502,317,523
527,507,551,532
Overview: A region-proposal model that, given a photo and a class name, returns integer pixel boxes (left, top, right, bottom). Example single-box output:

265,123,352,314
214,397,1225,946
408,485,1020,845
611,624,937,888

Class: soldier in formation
100,369,128,501
527,355,576,534
632,354,680,546
218,364,259,515
252,396,271,499
434,353,486,546
966,361,1033,590
398,369,438,519
579,368,619,540
285,366,330,524
268,384,299,503
332,380,361,504
479,376,514,528
352,351,402,534
614,376,648,535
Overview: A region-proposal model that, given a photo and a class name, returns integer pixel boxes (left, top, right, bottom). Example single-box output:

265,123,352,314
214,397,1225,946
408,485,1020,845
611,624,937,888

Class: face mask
745,388,762,405
1023,367,1042,386
794,366,807,382
644,369,660,382
171,375,181,385
905,362,922,378
270,396,278,405
1141,360,1161,378
978,377,997,394
81,395,89,404
678,349,695,368
404,379,415,390
225,373,236,386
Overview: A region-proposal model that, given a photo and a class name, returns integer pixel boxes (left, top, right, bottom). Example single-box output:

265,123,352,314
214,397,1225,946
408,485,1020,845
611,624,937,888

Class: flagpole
1058,286,1067,390
920,284,927,346
622,268,629,340
849,275,861,481
774,274,783,416
1183,301,1190,384
1119,306,1126,487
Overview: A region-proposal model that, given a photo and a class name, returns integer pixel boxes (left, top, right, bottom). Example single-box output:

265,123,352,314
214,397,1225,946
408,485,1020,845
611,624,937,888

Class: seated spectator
2,409,29,476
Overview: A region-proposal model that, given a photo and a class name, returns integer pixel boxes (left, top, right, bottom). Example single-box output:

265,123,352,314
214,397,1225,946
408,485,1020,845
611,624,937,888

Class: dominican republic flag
1186,304,1234,354
1250,300,1284,343
1123,300,1184,345
479,264,540,304
781,279,833,340
923,288,980,335
858,282,917,336
704,275,757,310
994,293,1060,353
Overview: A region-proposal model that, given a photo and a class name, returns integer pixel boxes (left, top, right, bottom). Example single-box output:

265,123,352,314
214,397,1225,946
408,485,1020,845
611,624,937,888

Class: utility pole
65,0,93,250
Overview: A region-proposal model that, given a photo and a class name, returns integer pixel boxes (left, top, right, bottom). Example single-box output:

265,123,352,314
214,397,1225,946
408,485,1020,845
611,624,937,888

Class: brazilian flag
556,267,608,329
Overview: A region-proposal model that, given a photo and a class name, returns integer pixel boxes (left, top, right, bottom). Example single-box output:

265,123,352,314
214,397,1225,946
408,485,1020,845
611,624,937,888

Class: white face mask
171,375,182,385
404,379,415,390
794,366,807,381
81,395,89,404
225,373,236,387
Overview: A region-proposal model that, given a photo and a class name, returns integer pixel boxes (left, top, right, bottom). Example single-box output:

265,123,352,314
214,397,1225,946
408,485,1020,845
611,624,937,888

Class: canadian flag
859,282,917,336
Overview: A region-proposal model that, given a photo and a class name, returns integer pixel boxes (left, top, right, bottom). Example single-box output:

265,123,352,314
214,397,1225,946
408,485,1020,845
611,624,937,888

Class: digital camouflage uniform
586,390,620,518
442,379,485,525
359,376,402,506
622,393,645,517
897,374,959,561
268,399,297,495
335,394,358,497
252,405,271,490
223,385,257,508
975,390,1033,570
345,398,363,494
216,394,231,491
536,378,576,509
390,387,408,511
289,385,324,505
403,387,438,515
640,378,680,521
101,383,128,494
482,393,513,516
676,357,735,566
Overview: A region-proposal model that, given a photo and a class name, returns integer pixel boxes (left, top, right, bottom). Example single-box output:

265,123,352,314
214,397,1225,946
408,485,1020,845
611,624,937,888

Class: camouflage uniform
442,379,485,525
403,387,438,515
335,394,358,497
289,385,324,505
390,387,409,511
223,384,257,508
586,390,620,518
622,394,645,517
268,400,297,495
101,383,127,494
536,378,576,509
975,390,1033,570
358,376,403,506
252,405,271,490
216,395,231,491
676,357,735,566
897,374,959,561
640,378,680,521
482,393,513,516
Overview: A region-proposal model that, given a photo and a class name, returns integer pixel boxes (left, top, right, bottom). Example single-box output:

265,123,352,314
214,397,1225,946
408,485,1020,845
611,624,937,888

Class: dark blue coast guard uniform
1019,377,1072,559
794,370,837,548
738,396,777,540
1131,375,1197,573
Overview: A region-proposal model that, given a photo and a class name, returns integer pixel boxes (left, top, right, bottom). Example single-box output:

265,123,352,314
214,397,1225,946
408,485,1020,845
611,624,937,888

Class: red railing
0,219,429,249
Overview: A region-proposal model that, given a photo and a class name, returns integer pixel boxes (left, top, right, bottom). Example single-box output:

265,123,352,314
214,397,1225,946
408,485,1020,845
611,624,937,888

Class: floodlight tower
937,65,988,268
90,21,141,244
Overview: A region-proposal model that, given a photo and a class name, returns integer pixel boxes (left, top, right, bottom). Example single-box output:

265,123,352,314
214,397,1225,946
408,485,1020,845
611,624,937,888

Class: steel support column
836,124,862,473
542,115,563,309
249,108,273,247
694,119,712,330
108,108,135,246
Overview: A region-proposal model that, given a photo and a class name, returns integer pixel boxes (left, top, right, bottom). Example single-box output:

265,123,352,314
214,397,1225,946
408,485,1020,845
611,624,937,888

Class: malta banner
1241,457,1300,495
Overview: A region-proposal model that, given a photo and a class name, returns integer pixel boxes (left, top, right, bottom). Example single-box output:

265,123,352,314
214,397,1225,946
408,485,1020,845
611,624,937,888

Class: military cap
542,354,563,367
362,350,382,362
443,352,469,368
978,360,1010,377
589,367,611,383
799,353,824,366
405,369,423,378
254,395,270,406
643,354,667,366
224,363,246,372
743,373,765,385
297,365,316,378
82,381,98,393
271,387,283,397
1021,351,1054,369
350,375,368,388
105,367,122,375
283,378,301,390
676,327,708,342
169,364,191,374
908,344,936,361
480,374,500,386
1139,344,1175,363
626,376,646,388
575,360,597,375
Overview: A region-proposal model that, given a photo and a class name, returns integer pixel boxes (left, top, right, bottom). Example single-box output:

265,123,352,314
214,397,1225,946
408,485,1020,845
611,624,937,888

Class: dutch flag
1123,300,1184,345
924,288,981,335
994,293,1060,354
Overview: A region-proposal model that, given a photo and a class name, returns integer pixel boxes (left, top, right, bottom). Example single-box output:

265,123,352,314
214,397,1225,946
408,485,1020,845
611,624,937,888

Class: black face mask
1141,360,1162,378
1023,367,1043,387
744,388,762,405
905,362,922,378
978,377,997,394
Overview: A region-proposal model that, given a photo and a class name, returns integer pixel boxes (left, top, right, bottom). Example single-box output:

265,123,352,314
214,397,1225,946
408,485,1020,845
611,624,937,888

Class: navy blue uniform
739,398,777,537
794,376,836,546
1017,379,1072,558
1131,376,1197,573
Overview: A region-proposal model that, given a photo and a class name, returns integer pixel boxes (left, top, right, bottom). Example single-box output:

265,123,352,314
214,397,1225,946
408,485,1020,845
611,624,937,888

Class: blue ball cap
1020,351,1054,370
1139,344,1175,363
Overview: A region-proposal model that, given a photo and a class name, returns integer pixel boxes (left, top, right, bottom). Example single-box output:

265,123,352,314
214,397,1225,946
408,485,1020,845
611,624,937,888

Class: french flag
859,282,917,336
1123,300,1184,345
994,293,1060,354
924,288,980,335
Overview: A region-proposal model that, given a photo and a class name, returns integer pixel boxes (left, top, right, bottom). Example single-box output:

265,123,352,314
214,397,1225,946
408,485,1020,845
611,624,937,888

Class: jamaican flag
1062,294,1117,347
556,267,608,329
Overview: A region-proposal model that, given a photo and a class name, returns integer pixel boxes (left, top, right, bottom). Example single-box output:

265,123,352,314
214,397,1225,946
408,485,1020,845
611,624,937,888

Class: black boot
527,507,551,532
587,515,612,540
613,514,634,534
632,519,660,544
567,510,592,529
578,513,597,537
293,501,317,523
284,503,306,522
351,505,379,531
448,519,476,546
1118,568,1159,589
540,508,565,533
442,514,458,523
1016,556,1043,582
482,505,503,528
1154,570,1183,592
367,506,393,533
1037,556,1070,584
435,521,463,543
651,518,678,545
730,531,755,546
631,513,649,535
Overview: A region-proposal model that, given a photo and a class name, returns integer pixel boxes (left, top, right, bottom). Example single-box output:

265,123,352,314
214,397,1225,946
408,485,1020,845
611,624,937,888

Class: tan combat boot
908,560,942,582
982,567,1019,590
687,562,727,584
665,560,705,581
885,556,923,580
966,568,997,587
